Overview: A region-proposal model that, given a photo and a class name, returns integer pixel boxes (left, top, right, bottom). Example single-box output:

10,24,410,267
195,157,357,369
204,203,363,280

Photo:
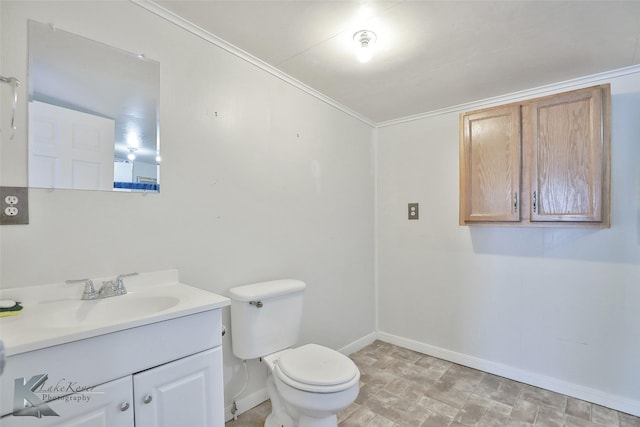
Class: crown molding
130,0,377,128
377,64,640,128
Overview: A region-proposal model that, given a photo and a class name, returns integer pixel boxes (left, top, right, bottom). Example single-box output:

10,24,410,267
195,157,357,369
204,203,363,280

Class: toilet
229,280,360,427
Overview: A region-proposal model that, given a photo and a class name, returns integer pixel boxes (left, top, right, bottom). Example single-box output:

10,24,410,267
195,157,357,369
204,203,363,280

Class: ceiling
157,0,640,124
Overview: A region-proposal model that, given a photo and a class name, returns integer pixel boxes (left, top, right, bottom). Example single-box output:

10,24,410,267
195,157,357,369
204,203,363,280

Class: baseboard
377,331,640,417
224,387,268,422
338,331,378,355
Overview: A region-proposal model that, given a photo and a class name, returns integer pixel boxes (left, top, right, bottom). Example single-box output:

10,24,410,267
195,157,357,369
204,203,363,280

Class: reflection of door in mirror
29,101,115,191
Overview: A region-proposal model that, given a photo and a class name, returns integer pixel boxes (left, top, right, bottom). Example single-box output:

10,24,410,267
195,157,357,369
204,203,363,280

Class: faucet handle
114,272,138,294
66,278,97,300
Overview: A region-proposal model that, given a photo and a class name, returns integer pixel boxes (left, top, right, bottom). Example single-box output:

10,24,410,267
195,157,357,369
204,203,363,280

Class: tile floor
226,340,640,427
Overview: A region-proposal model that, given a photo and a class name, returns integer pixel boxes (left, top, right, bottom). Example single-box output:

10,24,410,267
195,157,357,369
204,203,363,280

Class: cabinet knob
221,324,227,336
143,394,153,404
120,401,130,411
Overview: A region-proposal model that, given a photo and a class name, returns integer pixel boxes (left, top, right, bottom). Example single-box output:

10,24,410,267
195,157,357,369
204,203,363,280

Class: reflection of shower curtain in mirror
114,161,133,184
28,101,115,190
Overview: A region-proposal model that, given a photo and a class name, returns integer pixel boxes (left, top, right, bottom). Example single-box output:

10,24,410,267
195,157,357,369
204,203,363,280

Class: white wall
376,71,640,415
0,0,375,414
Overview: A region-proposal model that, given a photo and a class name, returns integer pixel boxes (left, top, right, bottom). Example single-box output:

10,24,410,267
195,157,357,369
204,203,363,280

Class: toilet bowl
263,344,360,427
228,279,361,427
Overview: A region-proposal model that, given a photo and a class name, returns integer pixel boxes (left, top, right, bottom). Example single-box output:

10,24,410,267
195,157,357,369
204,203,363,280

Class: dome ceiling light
353,30,377,63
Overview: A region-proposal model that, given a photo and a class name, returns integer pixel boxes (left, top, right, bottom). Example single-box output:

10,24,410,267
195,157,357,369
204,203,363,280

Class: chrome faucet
66,273,138,300
65,278,97,300
98,272,138,298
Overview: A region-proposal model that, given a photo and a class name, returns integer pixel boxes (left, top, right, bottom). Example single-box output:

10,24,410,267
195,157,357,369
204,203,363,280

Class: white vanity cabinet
0,270,230,427
1,347,223,427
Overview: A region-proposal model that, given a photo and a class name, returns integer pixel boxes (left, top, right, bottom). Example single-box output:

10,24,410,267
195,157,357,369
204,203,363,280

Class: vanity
0,270,230,426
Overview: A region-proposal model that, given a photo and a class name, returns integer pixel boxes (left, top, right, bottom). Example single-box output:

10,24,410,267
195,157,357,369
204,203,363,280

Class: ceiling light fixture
353,30,377,63
127,147,137,161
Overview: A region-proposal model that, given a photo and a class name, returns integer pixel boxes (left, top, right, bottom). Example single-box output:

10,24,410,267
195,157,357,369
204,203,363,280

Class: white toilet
229,280,360,427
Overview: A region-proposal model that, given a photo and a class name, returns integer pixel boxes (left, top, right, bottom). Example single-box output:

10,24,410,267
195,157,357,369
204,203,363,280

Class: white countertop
0,270,229,356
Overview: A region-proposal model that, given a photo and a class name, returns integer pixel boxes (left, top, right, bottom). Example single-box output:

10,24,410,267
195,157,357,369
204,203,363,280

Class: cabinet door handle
532,191,537,213
514,192,518,214
143,394,153,404
120,401,130,411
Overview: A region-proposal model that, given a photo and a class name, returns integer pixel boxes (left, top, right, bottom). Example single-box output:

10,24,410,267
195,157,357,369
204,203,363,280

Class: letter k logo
13,374,59,417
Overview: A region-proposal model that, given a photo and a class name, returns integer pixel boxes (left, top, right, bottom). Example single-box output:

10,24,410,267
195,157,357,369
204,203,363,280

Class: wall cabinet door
0,376,133,427
133,347,224,427
524,86,608,223
459,104,521,223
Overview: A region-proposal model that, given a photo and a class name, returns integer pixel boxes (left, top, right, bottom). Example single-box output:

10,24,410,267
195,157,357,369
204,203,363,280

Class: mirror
28,20,160,192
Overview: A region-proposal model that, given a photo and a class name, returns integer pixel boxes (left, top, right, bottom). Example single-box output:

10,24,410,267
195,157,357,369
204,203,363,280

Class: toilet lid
277,344,358,387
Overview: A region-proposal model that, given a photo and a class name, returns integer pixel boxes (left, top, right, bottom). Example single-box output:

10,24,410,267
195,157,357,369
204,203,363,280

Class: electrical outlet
408,202,419,220
4,207,18,216
4,195,18,205
1,187,29,225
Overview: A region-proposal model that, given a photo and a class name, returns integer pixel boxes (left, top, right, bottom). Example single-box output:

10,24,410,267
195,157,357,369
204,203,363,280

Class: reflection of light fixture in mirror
127,148,137,161
353,30,377,63
155,153,162,164
126,130,141,149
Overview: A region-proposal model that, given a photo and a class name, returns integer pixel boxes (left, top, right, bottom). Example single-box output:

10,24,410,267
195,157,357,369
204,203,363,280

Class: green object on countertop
0,301,23,312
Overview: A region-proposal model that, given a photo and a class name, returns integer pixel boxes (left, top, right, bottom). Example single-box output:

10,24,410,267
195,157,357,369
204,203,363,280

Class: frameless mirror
28,20,160,192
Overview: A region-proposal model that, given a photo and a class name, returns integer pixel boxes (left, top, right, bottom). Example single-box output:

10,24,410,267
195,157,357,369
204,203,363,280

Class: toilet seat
274,344,359,393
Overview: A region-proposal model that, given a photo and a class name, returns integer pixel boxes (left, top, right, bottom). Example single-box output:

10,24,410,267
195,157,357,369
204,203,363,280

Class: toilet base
264,373,347,427
265,410,338,427
265,413,291,427
265,375,294,427
298,414,338,427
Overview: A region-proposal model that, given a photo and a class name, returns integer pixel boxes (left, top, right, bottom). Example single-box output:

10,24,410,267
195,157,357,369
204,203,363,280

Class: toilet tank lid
228,279,306,302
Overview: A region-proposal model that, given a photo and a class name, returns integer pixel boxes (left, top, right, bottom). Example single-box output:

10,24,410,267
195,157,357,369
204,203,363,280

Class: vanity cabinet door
133,347,224,427
459,104,522,223
0,376,133,427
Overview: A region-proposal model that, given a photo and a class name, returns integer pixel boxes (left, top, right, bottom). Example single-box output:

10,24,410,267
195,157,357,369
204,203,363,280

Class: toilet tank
228,279,306,360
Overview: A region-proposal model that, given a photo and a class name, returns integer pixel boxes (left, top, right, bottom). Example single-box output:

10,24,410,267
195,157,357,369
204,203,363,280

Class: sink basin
37,294,180,328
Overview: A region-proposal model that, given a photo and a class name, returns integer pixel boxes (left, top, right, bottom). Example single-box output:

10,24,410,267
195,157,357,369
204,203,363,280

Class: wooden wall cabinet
459,84,610,227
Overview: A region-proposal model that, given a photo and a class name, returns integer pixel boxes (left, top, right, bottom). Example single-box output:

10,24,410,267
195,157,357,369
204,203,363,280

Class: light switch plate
1,186,29,225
